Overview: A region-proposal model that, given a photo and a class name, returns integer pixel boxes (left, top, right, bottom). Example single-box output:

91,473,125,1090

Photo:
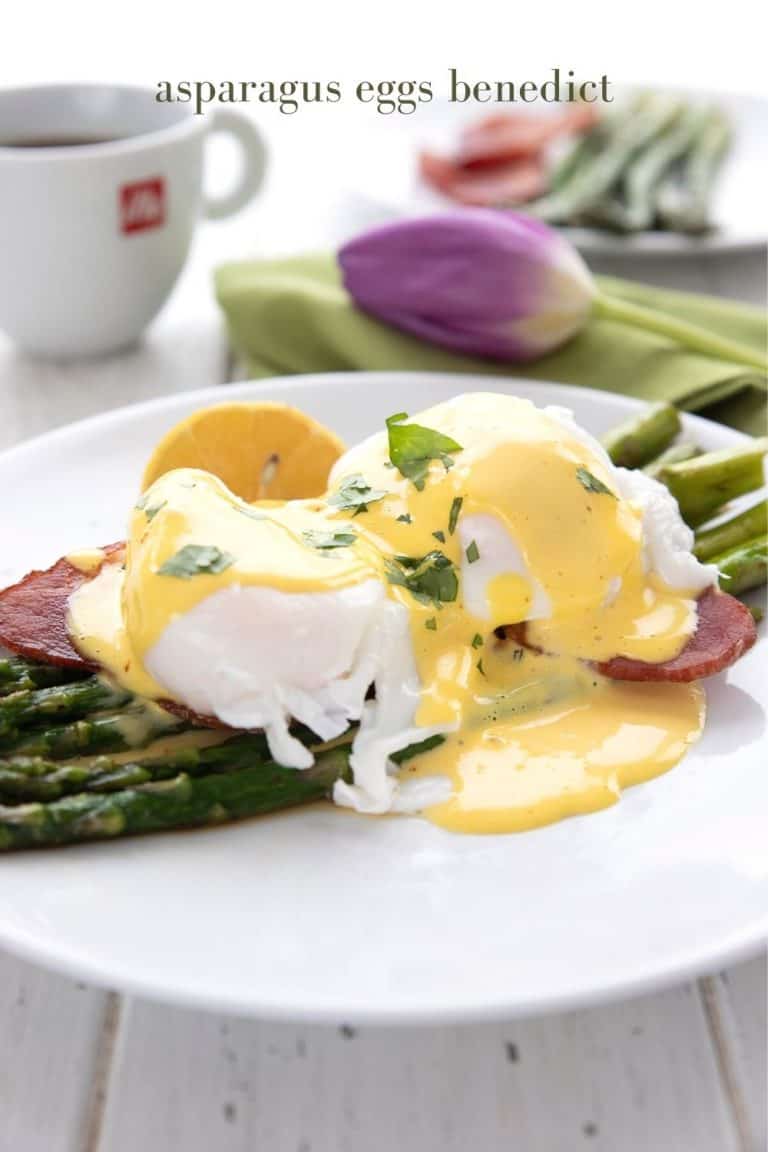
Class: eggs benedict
0,393,757,836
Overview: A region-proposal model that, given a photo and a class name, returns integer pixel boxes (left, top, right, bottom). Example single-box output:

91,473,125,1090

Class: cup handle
202,111,267,220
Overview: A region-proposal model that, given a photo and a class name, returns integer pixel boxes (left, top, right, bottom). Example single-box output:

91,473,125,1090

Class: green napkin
215,254,767,436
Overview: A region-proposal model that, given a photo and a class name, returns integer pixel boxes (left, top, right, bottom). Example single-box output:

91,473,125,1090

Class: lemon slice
140,402,346,501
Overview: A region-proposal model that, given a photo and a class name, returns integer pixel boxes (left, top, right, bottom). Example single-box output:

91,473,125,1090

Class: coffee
0,136,123,149
0,83,266,356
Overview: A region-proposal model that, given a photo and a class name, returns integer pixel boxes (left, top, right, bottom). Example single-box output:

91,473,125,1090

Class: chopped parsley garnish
158,545,235,579
471,633,483,649
425,616,437,631
396,513,413,524
302,529,357,550
142,500,166,522
476,657,486,677
385,550,459,607
385,412,463,491
135,494,166,520
466,539,480,564
432,529,446,543
448,496,464,535
576,466,615,498
328,473,387,515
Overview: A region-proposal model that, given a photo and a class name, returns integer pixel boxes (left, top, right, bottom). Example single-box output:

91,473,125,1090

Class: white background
4,0,768,97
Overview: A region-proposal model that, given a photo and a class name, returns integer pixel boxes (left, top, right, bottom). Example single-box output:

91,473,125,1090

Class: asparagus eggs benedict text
67,393,720,832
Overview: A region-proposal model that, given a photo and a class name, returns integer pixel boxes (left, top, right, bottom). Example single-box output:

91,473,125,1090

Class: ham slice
501,586,757,683
456,105,600,169
419,104,600,207
0,544,124,669
419,151,546,207
0,553,757,687
595,587,757,682
0,546,227,729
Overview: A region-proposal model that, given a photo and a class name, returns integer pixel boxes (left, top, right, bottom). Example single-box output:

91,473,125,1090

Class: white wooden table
0,120,766,1150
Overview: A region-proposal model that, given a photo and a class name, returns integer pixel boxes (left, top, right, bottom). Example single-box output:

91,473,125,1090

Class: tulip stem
593,294,768,373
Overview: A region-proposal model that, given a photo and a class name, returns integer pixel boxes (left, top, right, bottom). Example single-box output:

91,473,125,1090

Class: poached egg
67,393,717,832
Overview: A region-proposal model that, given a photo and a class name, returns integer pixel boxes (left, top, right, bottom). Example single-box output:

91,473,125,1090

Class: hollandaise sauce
66,393,709,835
400,644,705,834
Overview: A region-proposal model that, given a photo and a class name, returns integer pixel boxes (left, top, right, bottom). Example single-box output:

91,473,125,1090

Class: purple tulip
338,210,597,362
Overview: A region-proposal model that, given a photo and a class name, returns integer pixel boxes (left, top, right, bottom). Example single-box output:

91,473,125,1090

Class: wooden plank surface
0,951,110,1152
97,981,744,1152
708,955,768,1152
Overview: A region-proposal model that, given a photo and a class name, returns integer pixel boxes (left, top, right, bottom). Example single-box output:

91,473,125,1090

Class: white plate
338,92,768,255
0,373,765,1022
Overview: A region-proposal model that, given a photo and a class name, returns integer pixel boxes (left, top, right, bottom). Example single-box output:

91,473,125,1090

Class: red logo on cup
120,178,166,235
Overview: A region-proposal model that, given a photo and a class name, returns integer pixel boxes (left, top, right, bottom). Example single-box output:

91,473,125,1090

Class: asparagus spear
1,733,264,780
0,746,349,851
0,732,272,802
0,676,132,736
587,105,711,233
0,722,445,804
547,134,599,194
656,108,731,234
659,438,768,527
547,113,612,194
0,761,154,803
0,702,184,759
714,537,767,597
529,95,681,224
0,656,87,697
643,442,701,478
694,500,768,562
602,402,681,468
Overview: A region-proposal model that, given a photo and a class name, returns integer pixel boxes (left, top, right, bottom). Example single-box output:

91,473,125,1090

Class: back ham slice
455,105,600,169
0,550,758,686
0,546,227,729
595,587,757,682
501,586,756,683
419,151,546,207
419,104,601,207
0,544,125,669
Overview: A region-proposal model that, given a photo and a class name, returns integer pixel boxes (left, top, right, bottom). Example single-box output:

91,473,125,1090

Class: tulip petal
339,210,596,362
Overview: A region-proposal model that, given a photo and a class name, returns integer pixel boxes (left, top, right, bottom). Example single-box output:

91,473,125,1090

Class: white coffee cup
0,84,267,358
